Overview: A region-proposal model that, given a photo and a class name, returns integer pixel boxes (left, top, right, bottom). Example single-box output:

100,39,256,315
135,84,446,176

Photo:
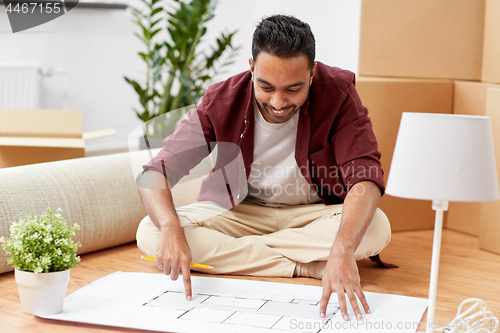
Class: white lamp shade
386,112,499,202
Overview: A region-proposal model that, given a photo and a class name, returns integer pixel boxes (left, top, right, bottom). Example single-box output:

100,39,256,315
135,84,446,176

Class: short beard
255,99,300,124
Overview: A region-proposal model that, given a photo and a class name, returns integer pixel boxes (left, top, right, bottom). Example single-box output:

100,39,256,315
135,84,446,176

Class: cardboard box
359,0,486,81
448,81,500,236
0,110,115,168
453,81,500,116
356,77,453,231
482,0,500,84
479,88,500,255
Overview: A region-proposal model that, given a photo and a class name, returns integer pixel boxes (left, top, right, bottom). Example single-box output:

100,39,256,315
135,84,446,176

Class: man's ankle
294,261,327,279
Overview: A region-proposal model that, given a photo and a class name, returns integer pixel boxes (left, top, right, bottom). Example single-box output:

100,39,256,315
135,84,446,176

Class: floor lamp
385,113,499,333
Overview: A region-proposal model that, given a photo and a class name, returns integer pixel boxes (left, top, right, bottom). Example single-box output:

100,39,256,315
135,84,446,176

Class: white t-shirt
247,100,321,207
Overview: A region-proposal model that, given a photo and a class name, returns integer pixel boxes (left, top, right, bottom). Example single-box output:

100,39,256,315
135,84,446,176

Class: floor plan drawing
39,272,428,333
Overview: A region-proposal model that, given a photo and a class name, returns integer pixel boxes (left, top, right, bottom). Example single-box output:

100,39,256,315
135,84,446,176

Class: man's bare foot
294,261,327,279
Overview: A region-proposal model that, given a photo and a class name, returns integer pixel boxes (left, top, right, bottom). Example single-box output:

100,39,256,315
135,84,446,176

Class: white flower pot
14,268,70,315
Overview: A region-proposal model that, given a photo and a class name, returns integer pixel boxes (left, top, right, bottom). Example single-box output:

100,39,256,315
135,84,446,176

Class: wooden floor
1,229,499,333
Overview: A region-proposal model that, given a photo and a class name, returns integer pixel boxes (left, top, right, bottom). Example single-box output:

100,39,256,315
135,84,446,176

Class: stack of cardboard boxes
355,0,500,254
0,110,116,168
0,110,85,168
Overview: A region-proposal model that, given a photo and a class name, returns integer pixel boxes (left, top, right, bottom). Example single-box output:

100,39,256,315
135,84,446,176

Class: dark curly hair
252,15,316,69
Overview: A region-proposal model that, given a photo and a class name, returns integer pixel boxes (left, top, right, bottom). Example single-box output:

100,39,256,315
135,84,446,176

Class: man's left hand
319,248,370,321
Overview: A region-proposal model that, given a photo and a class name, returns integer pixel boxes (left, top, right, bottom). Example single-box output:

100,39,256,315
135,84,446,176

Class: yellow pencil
141,256,214,269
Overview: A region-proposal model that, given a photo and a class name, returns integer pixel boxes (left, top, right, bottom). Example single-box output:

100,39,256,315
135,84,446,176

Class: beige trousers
136,200,391,278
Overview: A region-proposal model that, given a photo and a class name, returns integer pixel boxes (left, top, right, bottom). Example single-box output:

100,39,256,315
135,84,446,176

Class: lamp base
427,200,449,333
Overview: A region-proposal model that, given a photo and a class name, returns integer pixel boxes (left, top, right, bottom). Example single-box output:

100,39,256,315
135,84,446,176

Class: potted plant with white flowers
0,207,81,315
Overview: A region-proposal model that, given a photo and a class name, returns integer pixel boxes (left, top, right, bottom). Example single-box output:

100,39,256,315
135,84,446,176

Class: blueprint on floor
39,271,428,333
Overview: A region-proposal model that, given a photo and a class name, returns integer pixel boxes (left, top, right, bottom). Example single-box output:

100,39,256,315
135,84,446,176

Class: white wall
0,0,361,155
206,0,361,76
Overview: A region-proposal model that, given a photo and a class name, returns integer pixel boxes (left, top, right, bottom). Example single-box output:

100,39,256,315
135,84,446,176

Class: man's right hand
155,223,193,301
137,170,193,301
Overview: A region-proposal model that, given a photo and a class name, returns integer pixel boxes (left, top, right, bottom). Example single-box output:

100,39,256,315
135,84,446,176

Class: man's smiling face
250,52,316,124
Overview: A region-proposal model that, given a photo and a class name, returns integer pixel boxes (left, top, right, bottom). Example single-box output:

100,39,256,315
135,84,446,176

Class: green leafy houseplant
0,208,81,274
125,0,239,138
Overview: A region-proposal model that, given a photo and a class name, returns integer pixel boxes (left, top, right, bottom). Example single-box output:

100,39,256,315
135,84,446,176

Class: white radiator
0,63,41,110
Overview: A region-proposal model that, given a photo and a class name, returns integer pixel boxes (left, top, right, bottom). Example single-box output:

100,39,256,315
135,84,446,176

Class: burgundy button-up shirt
144,62,384,209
